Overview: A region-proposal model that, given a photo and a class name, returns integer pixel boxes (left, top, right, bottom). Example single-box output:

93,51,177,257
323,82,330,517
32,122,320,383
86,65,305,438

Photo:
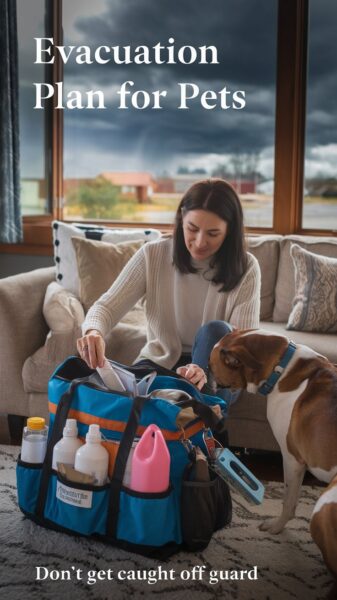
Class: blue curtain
0,0,22,243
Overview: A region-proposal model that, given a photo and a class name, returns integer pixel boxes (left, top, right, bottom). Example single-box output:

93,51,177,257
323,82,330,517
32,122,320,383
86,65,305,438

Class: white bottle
52,419,83,471
74,424,109,486
123,441,137,488
21,417,48,463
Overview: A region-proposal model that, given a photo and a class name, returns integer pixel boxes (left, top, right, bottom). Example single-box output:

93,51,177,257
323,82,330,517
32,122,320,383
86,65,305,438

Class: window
303,0,337,231
15,0,336,246
62,0,277,227
17,0,50,216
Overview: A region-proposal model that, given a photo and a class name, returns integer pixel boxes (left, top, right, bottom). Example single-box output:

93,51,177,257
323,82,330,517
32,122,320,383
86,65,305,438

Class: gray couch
1,234,337,450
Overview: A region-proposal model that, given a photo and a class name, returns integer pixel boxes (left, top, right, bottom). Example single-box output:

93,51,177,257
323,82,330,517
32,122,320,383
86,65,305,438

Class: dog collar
258,341,297,396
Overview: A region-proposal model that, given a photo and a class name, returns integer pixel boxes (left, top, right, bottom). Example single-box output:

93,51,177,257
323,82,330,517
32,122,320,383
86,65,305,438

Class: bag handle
175,397,226,434
106,394,148,539
112,358,180,379
35,366,148,539
149,388,226,433
105,394,226,539
35,373,132,518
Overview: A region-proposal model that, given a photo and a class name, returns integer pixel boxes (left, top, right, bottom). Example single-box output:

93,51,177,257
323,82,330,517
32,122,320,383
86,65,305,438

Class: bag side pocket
44,474,109,536
181,471,232,551
16,458,43,514
117,485,181,546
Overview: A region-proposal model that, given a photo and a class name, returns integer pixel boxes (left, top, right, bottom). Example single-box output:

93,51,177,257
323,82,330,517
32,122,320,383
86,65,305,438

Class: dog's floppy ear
220,347,260,370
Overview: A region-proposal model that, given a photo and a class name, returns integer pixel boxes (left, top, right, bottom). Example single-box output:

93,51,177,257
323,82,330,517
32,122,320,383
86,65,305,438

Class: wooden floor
0,414,322,486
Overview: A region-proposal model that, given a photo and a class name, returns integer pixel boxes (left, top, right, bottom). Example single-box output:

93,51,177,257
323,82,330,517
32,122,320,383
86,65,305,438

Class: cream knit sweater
83,237,261,368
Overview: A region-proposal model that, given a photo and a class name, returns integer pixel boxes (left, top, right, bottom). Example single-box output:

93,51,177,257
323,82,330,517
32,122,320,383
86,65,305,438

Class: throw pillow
273,235,337,322
22,282,85,393
71,236,144,312
52,220,161,296
287,244,337,333
247,235,282,320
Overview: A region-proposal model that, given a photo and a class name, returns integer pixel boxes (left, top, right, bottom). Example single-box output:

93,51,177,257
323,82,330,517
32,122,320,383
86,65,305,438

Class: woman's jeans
191,320,240,408
137,320,239,410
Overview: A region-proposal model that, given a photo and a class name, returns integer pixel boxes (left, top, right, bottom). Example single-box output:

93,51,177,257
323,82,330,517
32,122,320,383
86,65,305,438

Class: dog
209,328,337,580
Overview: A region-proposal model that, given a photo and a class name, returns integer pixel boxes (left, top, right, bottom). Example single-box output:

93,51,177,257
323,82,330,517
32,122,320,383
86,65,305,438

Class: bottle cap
27,417,46,431
63,419,78,437
86,424,101,443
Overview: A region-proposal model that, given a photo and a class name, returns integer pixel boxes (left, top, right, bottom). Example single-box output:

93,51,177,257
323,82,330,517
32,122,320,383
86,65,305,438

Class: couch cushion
226,390,279,451
287,244,337,333
260,320,337,363
273,235,337,322
22,284,147,394
247,235,282,320
105,318,147,366
52,220,161,296
22,283,85,393
72,237,144,312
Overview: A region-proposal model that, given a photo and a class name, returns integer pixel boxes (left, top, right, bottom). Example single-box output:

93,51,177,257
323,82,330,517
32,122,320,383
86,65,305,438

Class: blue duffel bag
16,356,232,558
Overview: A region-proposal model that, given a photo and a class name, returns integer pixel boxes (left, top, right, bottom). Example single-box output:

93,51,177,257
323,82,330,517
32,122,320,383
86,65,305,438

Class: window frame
2,0,335,257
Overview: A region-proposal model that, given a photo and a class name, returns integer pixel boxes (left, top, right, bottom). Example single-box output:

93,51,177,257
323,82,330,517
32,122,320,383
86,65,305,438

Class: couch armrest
0,267,55,416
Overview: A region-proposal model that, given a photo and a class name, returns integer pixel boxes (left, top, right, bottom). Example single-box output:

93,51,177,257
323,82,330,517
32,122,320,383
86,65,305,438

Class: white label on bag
56,481,93,509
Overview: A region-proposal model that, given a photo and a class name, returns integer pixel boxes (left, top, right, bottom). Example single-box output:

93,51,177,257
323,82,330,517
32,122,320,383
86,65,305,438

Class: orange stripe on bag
48,401,204,442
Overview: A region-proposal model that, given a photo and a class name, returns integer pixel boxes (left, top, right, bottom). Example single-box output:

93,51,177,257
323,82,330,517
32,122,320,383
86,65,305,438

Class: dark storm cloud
308,0,337,80
19,0,337,174
304,0,337,148
306,72,337,147
60,0,278,165
65,92,275,160
67,0,277,87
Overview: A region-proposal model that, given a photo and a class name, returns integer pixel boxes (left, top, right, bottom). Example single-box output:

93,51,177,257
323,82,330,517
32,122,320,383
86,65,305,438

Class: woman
77,179,261,403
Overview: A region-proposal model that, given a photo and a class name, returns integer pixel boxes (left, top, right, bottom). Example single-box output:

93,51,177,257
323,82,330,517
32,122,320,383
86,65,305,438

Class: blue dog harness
258,341,297,396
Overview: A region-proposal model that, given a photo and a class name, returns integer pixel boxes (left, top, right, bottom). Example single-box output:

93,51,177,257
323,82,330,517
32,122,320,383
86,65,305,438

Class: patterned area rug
0,445,334,600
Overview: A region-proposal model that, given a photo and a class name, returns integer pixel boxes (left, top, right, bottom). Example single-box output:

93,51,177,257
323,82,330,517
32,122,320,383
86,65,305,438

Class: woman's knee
192,321,233,369
195,320,232,341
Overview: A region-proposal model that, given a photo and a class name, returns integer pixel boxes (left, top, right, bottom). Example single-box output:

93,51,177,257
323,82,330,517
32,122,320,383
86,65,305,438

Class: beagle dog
209,328,337,579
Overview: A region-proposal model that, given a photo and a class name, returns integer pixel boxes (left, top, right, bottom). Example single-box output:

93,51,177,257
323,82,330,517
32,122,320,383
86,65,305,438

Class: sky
18,0,337,182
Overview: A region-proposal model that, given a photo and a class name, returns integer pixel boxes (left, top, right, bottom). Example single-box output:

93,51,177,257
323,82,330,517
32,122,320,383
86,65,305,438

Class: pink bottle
130,424,170,493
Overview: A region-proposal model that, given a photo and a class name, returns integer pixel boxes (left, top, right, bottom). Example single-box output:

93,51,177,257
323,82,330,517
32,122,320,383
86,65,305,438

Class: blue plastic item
213,448,264,505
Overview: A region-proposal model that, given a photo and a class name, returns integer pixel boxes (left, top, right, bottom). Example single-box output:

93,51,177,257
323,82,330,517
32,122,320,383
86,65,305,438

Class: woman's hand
176,363,207,390
76,329,106,369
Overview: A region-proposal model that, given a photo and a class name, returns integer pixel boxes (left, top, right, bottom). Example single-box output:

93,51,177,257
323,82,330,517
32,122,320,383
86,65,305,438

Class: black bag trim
18,456,44,469
56,471,109,492
106,394,148,538
19,507,179,560
35,373,114,518
53,356,184,385
119,483,172,500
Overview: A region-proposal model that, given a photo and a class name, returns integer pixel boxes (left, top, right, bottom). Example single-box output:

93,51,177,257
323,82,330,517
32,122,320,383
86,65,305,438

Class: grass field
63,193,336,226
22,185,337,228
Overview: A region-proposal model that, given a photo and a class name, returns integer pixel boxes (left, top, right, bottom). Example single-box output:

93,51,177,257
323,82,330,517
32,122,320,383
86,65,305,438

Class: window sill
0,218,171,255
0,219,336,257
0,221,53,255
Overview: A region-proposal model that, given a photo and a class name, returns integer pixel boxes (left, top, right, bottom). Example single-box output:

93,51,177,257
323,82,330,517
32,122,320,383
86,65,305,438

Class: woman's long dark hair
173,179,248,292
